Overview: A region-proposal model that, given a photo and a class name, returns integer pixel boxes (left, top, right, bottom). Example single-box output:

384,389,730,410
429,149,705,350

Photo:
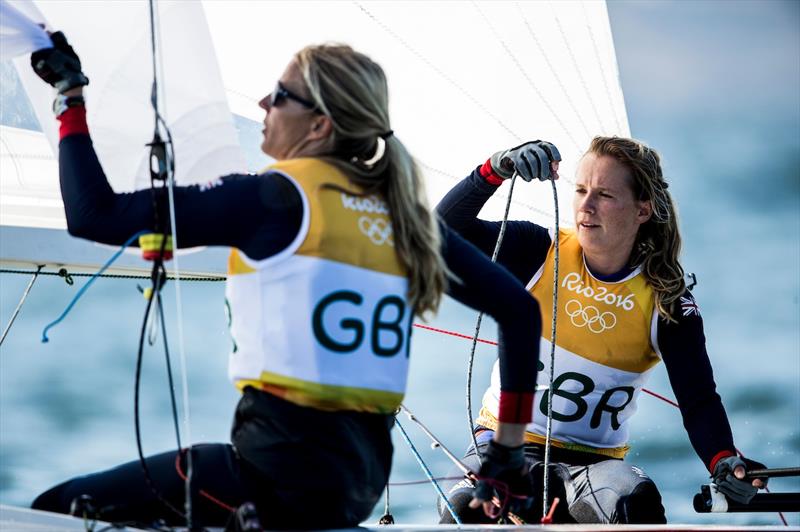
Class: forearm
657,305,736,470
442,226,540,425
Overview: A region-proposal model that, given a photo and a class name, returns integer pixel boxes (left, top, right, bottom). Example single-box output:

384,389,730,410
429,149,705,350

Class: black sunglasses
270,81,318,111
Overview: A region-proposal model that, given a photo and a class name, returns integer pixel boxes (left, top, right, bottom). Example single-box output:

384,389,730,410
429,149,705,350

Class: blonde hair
587,136,685,321
294,44,447,316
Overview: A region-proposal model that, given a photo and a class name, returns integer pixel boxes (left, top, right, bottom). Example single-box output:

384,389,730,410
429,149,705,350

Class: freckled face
573,153,652,272
258,61,317,161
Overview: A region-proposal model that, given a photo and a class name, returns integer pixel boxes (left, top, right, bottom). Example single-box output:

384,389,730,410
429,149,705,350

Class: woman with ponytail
437,137,768,524
29,39,542,528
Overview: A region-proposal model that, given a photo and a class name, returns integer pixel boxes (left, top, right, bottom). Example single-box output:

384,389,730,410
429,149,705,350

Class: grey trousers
439,431,666,524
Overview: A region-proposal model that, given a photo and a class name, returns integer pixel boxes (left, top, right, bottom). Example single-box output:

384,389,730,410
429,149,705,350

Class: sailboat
1,0,796,529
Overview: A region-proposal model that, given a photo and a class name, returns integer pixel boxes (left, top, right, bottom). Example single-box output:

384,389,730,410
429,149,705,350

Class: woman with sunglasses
435,139,768,524
29,34,542,528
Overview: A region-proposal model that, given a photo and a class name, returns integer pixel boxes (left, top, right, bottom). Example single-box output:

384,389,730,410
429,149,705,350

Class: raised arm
436,142,559,283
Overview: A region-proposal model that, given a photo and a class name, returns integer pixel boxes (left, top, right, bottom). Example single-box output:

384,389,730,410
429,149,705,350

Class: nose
579,193,596,214
259,94,272,112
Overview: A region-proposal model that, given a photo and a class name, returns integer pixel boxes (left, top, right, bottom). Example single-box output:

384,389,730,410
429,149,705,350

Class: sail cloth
0,0,50,61
0,0,629,273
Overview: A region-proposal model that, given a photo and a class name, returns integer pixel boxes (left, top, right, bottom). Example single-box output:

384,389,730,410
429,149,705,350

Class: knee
438,479,493,525
617,481,666,524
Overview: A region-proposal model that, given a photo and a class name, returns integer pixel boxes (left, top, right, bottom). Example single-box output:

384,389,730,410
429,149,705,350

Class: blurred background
1,0,798,526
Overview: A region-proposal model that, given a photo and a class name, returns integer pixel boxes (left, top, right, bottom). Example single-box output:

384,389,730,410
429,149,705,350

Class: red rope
174,449,237,513
413,323,498,345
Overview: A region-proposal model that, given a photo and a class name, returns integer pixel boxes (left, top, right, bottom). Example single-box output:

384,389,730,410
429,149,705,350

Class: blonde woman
29,35,541,528
437,138,768,523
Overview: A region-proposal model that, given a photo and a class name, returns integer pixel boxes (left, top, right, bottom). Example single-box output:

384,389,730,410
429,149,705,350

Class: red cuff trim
58,106,89,139
708,450,735,473
479,159,504,186
498,390,534,424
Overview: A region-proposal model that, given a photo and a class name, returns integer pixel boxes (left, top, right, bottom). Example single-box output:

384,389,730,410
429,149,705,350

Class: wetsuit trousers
32,388,394,529
439,432,666,524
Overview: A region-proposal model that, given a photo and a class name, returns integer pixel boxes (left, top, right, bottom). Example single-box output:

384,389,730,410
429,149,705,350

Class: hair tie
358,137,386,168
380,130,394,140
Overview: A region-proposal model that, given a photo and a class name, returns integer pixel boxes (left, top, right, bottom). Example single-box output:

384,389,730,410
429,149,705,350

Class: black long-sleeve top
437,167,737,470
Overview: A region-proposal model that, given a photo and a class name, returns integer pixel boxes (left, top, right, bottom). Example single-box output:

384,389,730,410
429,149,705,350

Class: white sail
0,0,629,275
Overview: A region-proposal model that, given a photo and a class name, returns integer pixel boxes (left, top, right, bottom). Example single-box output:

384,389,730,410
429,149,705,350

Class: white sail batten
0,0,629,275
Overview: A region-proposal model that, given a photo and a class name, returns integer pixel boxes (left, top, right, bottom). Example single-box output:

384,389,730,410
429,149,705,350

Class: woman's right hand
30,31,88,94
490,140,561,182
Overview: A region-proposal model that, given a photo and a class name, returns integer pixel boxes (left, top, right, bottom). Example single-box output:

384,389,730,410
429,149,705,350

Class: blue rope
41,230,149,343
395,417,462,525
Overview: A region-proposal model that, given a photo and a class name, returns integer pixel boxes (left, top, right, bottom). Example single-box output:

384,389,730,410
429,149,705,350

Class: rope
542,180,560,519
466,173,520,459
394,416,462,525
0,268,225,281
41,230,148,343
0,265,42,347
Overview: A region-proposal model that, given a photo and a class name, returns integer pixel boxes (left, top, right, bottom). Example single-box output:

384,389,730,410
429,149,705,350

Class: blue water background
1,0,799,526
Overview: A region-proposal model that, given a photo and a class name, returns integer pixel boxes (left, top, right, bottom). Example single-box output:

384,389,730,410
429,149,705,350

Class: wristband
53,94,85,118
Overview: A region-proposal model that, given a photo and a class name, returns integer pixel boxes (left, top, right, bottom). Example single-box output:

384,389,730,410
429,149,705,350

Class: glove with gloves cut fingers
712,455,768,505
31,31,89,94
490,140,561,182
469,439,533,520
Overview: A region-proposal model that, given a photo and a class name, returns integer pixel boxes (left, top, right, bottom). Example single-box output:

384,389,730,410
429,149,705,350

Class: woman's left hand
712,456,768,504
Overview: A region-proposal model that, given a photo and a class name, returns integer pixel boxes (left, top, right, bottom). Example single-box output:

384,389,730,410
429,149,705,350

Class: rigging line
399,405,472,477
469,1,583,152
394,415,463,525
0,269,225,281
545,0,611,136
40,230,148,343
353,1,521,141
147,0,194,525
514,1,604,136
579,1,625,134
0,264,42,347
157,292,182,451
542,179,560,519
134,276,186,522
466,172,520,460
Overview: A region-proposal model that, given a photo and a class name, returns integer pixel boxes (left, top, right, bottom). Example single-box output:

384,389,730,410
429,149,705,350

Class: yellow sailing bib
225,159,410,413
479,228,659,457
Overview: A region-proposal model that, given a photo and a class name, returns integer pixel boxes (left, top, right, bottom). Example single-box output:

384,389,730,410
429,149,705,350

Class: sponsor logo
359,216,394,246
565,299,617,333
680,295,700,317
341,193,389,214
561,272,635,311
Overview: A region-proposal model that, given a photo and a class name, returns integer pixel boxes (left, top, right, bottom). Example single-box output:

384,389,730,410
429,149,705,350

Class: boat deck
1,505,796,531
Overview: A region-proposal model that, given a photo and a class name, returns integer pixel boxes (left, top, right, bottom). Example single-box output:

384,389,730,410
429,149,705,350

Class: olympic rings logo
358,216,394,246
564,299,617,333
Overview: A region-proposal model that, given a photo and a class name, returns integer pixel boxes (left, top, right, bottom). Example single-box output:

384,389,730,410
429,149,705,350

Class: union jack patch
680,295,700,317
199,178,224,192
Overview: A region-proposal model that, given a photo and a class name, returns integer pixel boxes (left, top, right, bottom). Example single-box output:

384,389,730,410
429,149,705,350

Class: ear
636,199,653,224
308,115,333,141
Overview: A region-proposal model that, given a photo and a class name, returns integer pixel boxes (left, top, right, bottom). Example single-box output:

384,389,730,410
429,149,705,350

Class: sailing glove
490,140,561,182
31,31,89,94
472,439,533,519
712,456,767,504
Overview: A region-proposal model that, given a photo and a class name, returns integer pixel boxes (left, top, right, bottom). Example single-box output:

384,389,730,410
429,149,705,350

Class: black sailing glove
490,140,561,182
712,456,768,504
471,440,533,519
31,31,89,94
